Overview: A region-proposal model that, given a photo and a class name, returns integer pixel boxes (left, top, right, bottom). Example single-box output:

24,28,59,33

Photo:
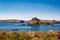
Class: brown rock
28,17,40,25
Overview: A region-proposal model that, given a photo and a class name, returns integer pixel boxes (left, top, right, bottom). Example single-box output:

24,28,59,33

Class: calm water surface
0,22,60,32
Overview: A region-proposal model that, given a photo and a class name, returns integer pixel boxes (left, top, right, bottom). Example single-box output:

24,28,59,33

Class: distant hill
0,19,20,22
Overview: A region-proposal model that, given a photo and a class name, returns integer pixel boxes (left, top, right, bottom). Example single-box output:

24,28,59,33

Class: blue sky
0,0,60,20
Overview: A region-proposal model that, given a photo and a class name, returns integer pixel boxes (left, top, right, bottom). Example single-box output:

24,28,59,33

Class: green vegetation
39,21,50,25
0,31,59,40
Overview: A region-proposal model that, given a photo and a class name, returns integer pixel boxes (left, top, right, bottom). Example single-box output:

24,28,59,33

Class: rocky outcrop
28,17,40,26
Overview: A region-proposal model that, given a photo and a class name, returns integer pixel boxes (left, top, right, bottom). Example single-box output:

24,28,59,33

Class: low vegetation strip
0,30,60,40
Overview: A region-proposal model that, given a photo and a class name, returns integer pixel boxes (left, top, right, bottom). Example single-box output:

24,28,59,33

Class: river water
0,22,60,32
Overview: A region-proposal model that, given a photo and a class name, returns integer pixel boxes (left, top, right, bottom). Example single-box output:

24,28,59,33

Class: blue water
0,22,60,32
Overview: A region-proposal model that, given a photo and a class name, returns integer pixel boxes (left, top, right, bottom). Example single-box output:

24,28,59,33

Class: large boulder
28,17,40,26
